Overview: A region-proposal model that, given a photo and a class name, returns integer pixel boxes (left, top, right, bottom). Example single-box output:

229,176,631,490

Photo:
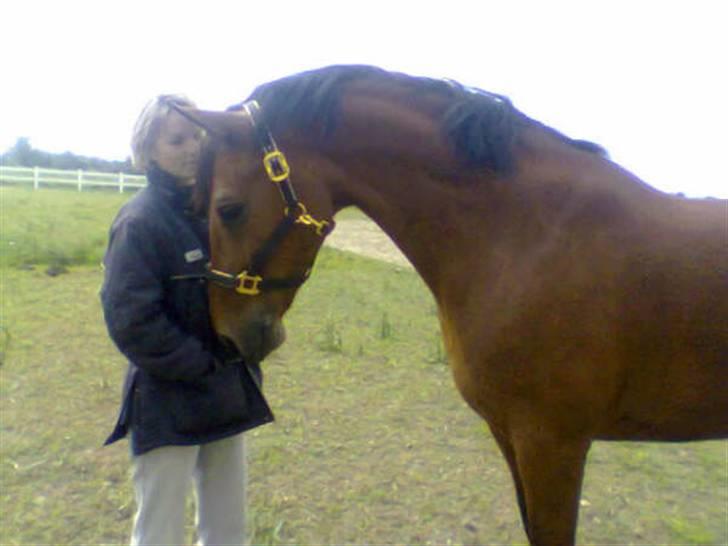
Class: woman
101,94,273,546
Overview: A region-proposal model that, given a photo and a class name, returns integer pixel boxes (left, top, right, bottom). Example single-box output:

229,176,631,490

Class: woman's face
150,110,203,184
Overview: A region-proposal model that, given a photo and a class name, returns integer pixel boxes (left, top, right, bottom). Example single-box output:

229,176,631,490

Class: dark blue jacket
101,166,273,455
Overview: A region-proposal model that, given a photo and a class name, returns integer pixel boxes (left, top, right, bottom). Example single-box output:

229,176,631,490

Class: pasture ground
0,186,726,545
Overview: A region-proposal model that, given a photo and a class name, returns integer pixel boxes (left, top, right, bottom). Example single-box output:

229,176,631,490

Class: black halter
171,100,334,296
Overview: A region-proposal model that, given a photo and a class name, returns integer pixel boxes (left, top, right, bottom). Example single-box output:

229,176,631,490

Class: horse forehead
213,150,260,186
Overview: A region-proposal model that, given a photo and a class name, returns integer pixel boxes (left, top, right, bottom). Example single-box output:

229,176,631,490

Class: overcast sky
2,0,726,197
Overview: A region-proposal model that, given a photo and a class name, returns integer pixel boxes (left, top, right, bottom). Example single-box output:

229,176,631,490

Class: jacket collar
146,163,194,210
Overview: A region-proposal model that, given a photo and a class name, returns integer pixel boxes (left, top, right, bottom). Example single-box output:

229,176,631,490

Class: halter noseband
172,100,334,296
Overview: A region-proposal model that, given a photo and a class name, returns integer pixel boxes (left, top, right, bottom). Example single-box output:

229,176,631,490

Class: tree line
1,137,139,173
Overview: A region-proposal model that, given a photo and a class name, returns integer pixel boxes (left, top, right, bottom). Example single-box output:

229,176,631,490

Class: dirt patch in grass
325,218,412,269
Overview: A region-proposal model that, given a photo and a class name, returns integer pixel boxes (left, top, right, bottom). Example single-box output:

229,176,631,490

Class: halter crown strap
243,100,300,210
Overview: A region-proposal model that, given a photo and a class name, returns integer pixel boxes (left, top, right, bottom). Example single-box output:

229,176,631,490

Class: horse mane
241,65,518,172
193,65,607,213
240,65,606,173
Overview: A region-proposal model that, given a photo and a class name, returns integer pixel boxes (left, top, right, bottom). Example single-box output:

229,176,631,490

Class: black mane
231,65,605,175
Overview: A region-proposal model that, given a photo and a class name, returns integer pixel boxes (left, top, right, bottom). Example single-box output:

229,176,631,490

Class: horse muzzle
227,314,286,363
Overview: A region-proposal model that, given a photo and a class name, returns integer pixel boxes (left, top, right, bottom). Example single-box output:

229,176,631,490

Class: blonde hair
131,94,197,170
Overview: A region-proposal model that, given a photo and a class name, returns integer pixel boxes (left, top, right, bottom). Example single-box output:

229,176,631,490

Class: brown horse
183,65,727,545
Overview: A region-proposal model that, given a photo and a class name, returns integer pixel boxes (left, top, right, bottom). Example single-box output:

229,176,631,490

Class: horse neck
326,153,506,301
301,92,505,298
310,98,665,304
321,123,659,301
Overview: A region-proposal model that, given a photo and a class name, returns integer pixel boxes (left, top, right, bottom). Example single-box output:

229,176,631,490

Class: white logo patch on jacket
184,249,204,263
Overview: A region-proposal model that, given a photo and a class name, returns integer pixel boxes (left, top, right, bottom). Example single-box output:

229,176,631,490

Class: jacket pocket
172,366,249,435
132,380,170,440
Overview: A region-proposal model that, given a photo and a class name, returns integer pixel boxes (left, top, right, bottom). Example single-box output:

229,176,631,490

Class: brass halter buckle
234,271,263,296
263,150,291,183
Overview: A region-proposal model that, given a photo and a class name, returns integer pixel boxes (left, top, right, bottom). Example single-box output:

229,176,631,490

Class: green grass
1,187,726,545
0,186,364,269
0,186,129,268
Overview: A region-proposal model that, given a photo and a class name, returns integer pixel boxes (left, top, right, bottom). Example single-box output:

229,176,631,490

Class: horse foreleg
491,429,531,537
511,428,591,546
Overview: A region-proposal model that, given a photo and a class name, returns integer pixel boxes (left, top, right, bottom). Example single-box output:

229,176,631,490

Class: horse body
305,119,726,543
187,66,727,545
308,105,728,440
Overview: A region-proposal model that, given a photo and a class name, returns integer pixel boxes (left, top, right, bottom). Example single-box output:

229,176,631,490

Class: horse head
181,103,338,362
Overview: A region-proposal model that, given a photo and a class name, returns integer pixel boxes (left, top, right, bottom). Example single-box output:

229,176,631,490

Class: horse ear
176,107,253,146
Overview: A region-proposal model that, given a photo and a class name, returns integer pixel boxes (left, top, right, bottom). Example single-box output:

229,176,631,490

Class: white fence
0,165,147,193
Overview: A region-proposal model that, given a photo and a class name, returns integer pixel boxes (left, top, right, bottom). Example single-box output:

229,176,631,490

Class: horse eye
217,203,247,224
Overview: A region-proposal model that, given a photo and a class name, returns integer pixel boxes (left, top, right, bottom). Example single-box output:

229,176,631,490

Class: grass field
0,186,130,269
1,186,726,545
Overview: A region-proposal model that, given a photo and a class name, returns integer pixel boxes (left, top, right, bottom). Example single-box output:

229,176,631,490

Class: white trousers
130,434,247,546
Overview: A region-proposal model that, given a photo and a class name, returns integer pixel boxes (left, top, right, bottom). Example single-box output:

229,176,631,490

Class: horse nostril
241,319,271,360
254,317,270,337
239,316,285,362
260,315,277,330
